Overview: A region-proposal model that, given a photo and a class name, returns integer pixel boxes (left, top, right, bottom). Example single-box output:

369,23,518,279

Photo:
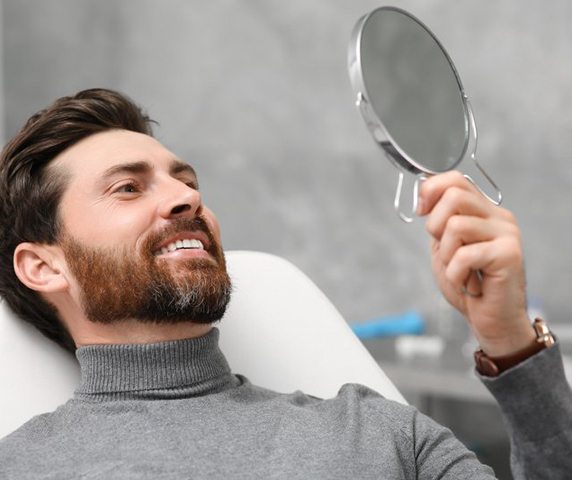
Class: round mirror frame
348,6,470,175
348,6,502,222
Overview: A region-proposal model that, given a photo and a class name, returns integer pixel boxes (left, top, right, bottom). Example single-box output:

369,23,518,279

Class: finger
425,186,494,241
430,239,468,314
438,215,500,267
445,243,486,295
431,238,484,299
445,236,522,293
418,171,480,216
462,270,483,298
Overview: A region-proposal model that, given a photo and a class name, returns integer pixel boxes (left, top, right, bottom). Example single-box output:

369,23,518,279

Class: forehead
52,129,191,182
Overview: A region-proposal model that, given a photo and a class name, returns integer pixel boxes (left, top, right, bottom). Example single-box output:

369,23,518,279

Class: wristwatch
474,318,555,377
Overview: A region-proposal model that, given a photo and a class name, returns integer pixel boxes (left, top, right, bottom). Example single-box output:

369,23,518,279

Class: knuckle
498,207,517,224
502,237,523,262
446,215,465,235
496,213,522,241
450,171,466,183
444,267,456,284
506,222,521,240
455,245,476,266
444,263,461,285
443,186,464,205
425,218,438,237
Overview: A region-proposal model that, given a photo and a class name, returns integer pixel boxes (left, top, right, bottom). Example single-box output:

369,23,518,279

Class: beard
60,217,232,325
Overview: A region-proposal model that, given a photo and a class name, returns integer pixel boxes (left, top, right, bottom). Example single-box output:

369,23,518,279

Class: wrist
474,318,555,377
475,312,535,357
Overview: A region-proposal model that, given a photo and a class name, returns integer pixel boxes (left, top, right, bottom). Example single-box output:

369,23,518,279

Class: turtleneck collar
74,328,239,401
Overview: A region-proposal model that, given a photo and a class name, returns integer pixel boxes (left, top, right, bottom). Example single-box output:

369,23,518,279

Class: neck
71,319,213,347
74,327,239,400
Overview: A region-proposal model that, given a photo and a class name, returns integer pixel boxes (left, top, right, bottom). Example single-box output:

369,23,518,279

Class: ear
13,242,69,293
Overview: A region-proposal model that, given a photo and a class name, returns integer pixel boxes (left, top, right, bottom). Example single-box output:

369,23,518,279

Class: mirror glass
359,8,468,172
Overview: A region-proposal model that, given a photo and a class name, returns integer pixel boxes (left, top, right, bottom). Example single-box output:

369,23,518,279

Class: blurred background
2,1,571,477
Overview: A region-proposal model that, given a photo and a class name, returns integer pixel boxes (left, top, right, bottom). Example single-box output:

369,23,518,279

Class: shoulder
232,377,422,443
0,399,84,455
317,383,434,444
232,379,469,471
0,410,60,473
1,412,57,444
0,399,134,476
318,382,416,424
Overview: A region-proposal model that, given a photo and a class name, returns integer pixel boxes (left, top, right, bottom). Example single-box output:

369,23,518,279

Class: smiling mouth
154,238,205,256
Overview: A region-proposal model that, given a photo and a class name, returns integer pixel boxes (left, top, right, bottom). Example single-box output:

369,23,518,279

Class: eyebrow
98,159,198,188
170,161,199,189
169,161,198,181
100,160,151,181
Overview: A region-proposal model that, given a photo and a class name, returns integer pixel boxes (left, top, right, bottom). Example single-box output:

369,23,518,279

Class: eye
180,178,199,190
113,182,141,194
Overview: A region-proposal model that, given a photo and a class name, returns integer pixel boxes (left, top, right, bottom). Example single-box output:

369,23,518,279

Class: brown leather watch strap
474,318,555,377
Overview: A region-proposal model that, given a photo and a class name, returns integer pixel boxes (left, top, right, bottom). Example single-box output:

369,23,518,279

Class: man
0,89,570,479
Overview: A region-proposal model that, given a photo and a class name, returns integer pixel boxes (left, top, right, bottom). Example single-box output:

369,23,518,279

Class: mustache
142,216,217,257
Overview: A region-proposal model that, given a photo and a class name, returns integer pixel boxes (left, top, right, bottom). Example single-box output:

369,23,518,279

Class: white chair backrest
0,300,81,438
0,250,405,438
219,251,405,402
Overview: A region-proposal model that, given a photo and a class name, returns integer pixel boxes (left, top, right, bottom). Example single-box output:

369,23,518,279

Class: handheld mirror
348,6,502,222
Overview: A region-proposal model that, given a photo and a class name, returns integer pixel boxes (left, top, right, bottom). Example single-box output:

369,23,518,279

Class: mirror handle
393,170,425,223
463,99,503,206
463,160,503,206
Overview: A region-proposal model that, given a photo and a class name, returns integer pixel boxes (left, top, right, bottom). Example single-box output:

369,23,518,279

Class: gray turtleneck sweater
0,329,570,479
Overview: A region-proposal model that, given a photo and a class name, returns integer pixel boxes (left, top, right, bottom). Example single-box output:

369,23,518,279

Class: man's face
52,129,231,325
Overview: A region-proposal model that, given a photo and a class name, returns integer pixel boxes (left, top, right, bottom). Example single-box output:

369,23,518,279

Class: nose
158,178,203,219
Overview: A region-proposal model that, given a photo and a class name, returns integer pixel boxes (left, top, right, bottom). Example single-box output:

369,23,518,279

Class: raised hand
417,171,536,356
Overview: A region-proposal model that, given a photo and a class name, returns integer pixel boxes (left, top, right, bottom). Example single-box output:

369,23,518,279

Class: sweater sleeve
479,342,572,479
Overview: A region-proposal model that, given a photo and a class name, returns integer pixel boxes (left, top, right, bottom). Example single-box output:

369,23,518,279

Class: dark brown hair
0,88,155,352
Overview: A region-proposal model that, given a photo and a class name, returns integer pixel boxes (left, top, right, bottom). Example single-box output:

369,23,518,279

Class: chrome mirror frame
348,6,502,222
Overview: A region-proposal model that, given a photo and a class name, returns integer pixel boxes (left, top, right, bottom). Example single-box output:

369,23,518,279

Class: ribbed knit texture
2,331,570,478
74,328,239,401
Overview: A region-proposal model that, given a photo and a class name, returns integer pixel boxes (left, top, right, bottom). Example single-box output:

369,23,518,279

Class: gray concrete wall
3,0,572,330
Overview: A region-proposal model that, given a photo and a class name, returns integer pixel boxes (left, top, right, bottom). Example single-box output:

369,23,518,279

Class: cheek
63,199,152,247
203,207,222,242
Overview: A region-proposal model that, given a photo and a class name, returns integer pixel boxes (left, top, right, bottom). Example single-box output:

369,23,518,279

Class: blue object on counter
351,311,425,339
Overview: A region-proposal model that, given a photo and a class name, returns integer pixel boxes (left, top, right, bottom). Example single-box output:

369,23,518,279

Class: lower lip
156,248,212,260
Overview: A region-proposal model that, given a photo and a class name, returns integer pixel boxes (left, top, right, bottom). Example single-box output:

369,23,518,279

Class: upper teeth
158,239,204,255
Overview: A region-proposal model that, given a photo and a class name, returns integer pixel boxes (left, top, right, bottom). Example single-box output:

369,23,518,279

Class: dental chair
0,250,405,439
